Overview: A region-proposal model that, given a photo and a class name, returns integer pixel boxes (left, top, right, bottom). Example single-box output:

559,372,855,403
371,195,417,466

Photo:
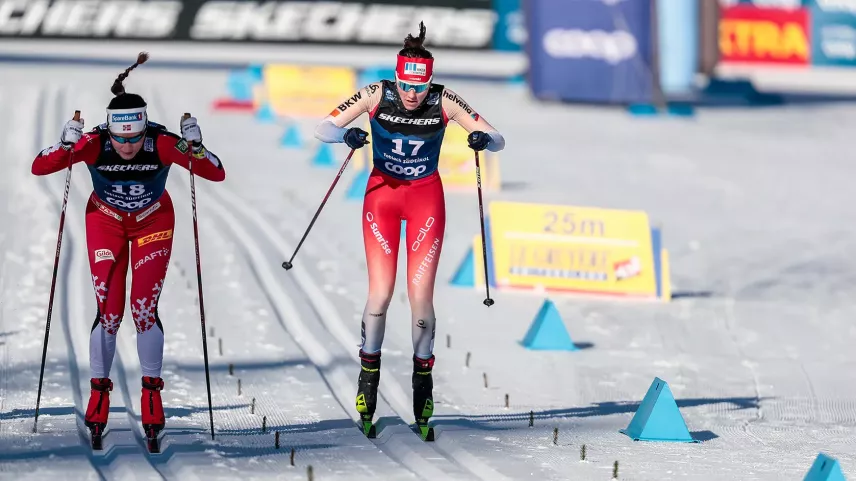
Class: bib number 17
391,139,424,156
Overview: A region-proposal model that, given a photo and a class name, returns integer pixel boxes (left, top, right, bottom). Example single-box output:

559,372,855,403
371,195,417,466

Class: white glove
180,116,202,146
61,118,84,146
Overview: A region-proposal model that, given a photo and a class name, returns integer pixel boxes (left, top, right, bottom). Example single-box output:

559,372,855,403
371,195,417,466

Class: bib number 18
111,184,146,196
391,139,424,156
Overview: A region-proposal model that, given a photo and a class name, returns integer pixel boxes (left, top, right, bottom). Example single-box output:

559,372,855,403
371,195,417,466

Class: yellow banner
438,123,500,191
264,65,356,118
488,202,663,298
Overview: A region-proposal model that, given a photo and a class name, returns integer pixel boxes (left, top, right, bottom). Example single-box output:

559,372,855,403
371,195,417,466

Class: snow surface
1,63,856,480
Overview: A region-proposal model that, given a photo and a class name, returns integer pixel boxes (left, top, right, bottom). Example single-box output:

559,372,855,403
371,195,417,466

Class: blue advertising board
808,0,856,66
524,0,655,104
492,0,525,51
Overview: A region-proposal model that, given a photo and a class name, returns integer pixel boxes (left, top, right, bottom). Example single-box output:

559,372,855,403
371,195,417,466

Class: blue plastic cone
312,143,335,166
520,299,577,351
346,170,369,201
804,453,847,481
450,248,475,287
280,124,303,148
620,377,697,443
256,103,276,123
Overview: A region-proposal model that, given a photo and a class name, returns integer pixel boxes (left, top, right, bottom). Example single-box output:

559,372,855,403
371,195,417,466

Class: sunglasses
397,79,430,93
110,130,146,144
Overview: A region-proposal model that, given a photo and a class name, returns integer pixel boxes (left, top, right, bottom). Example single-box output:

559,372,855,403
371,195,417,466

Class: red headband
396,55,433,83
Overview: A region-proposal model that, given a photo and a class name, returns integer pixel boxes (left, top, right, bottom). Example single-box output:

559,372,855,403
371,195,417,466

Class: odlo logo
365,212,392,255
385,162,427,177
411,217,435,252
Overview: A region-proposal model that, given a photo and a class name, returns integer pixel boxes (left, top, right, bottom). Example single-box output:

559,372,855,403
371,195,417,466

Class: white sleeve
314,120,347,143
487,130,505,152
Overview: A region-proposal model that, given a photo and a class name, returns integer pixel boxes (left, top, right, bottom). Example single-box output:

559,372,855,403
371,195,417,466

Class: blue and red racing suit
314,80,504,359
32,122,225,380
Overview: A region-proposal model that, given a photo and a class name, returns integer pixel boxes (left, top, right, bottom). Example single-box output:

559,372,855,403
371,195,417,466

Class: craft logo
94,249,115,263
719,6,810,64
111,112,143,122
404,62,427,76
137,229,173,247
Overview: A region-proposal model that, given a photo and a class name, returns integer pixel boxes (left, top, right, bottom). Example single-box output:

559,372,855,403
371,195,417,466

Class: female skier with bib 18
313,22,505,440
31,54,226,452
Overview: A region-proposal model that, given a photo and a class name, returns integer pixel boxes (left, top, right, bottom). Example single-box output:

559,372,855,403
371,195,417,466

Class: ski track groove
207,182,509,481
147,91,415,479
174,180,438,480
32,84,109,481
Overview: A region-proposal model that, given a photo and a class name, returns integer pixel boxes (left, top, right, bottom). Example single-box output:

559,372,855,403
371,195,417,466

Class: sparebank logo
542,28,637,64
111,112,143,122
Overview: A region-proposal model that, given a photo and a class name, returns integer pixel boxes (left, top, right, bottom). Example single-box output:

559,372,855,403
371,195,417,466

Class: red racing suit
32,121,225,379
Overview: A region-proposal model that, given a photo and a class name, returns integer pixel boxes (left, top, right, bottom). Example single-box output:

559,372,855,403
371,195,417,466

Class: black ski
146,427,161,454
90,424,104,450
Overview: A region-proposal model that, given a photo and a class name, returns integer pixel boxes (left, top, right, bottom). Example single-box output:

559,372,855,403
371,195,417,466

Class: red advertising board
720,5,810,65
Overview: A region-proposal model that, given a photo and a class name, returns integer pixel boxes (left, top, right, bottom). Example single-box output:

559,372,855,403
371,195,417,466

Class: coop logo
384,162,427,177
110,113,144,123
365,212,391,255
719,6,809,64
542,28,638,64
411,217,436,252
137,229,173,247
94,249,115,263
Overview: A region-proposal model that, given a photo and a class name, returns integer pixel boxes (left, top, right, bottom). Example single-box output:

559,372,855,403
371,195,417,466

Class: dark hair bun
403,21,427,49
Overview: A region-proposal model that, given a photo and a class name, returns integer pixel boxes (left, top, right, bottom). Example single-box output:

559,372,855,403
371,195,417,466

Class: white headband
106,107,147,134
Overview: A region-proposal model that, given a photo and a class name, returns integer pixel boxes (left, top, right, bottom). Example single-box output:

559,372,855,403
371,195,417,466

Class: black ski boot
356,350,380,438
412,354,435,441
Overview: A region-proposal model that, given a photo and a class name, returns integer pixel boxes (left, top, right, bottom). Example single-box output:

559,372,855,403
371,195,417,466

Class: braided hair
107,52,149,109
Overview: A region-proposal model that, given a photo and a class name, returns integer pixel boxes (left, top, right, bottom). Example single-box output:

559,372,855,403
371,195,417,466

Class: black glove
467,131,490,151
343,128,370,150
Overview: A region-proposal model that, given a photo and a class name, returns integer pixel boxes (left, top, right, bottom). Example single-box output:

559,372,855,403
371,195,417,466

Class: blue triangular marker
620,377,697,443
804,453,847,481
226,70,254,101
628,103,659,116
519,299,577,351
450,248,475,287
256,103,276,123
346,169,369,200
312,143,335,166
280,124,303,148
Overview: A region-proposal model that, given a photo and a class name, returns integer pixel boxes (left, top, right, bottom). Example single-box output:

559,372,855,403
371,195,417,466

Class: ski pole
474,150,494,307
282,148,356,270
182,113,216,440
34,110,80,433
